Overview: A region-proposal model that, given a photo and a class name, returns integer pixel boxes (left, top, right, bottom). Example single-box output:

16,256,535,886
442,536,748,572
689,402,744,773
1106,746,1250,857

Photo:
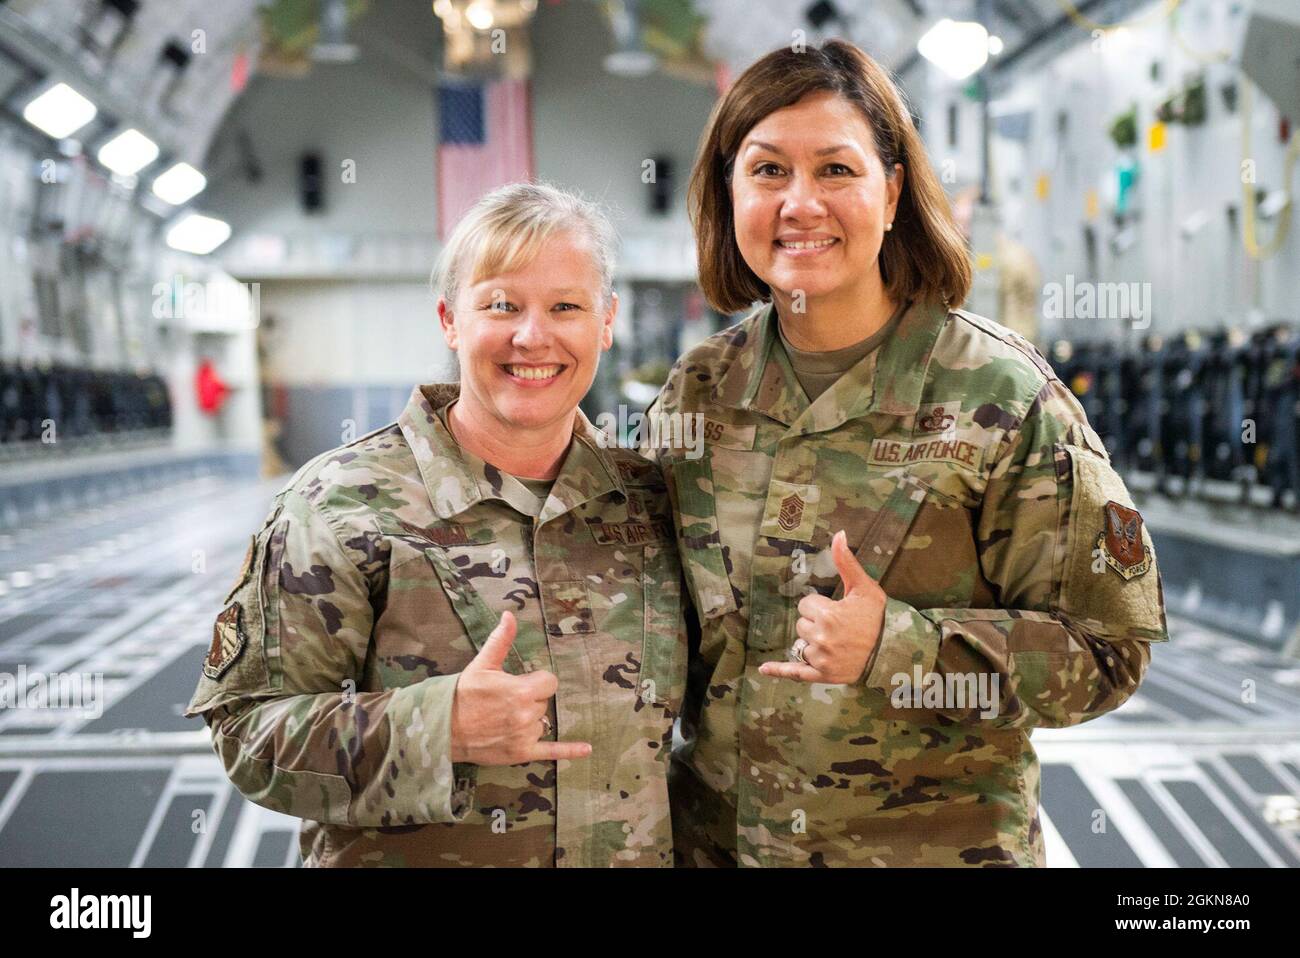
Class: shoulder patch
1098,501,1152,580
204,603,247,679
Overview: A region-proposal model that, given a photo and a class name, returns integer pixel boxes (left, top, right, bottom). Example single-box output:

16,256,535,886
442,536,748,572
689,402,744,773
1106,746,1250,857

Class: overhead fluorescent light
152,162,207,205
465,1,494,30
165,213,231,255
22,83,98,138
918,19,990,81
97,128,159,175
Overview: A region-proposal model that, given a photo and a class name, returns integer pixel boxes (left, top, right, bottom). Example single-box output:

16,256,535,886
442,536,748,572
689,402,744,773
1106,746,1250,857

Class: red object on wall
195,358,230,414
714,61,733,95
230,48,249,93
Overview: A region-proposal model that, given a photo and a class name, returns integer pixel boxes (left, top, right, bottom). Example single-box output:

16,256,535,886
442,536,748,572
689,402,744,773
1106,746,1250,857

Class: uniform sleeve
185,490,475,826
860,375,1168,729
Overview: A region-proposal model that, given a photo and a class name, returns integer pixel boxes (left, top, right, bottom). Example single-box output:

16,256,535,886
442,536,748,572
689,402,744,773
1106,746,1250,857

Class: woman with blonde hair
645,40,1167,867
189,182,685,866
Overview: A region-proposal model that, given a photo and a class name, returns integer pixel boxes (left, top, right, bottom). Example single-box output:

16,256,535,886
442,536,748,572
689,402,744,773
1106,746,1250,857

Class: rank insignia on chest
778,493,805,531
1098,501,1152,580
760,480,820,542
204,603,247,679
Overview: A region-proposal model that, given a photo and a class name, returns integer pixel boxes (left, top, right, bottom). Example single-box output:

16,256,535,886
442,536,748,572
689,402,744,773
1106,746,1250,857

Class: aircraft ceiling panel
1,0,264,164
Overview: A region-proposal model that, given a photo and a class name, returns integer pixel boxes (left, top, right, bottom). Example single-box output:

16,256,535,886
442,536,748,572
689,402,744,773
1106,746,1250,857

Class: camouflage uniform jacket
186,383,686,867
644,300,1168,867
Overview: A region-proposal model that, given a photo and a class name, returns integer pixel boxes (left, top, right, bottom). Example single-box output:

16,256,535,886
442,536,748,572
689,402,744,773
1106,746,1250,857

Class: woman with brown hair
643,40,1167,867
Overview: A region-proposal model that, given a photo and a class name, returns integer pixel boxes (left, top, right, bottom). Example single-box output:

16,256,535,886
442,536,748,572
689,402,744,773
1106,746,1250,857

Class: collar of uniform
397,383,626,522
398,383,481,519
539,412,627,525
712,302,806,427
865,298,949,417
712,298,948,429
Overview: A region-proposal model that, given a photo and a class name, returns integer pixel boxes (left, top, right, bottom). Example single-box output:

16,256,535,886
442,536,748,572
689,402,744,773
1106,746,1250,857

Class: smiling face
438,230,616,438
731,89,903,308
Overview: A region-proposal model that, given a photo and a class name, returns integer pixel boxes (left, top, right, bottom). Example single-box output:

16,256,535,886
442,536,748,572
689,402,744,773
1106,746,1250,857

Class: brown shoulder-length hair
689,39,971,313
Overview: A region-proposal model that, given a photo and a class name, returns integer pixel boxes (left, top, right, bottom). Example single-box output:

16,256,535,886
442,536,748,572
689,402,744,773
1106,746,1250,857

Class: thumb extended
832,530,873,596
466,610,517,672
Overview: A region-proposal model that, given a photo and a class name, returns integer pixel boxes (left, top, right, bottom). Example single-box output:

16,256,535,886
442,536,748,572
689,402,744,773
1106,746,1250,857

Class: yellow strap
1240,79,1299,260
1053,0,1182,34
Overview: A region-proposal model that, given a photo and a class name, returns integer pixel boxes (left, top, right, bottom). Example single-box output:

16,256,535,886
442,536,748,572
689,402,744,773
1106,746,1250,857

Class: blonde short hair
432,181,618,310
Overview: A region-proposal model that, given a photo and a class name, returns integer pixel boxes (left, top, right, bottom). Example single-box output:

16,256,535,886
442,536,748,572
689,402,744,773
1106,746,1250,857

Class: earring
885,222,893,231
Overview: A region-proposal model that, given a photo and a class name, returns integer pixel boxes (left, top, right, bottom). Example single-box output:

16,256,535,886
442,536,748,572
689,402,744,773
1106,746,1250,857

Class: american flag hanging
436,77,534,240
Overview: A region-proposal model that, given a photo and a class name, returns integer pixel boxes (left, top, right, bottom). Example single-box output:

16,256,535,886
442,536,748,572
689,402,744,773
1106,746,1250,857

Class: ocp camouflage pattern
643,300,1168,867
187,383,686,866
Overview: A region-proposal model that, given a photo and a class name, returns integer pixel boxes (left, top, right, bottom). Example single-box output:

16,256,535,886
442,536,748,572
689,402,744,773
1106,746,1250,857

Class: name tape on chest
587,518,673,546
398,519,497,548
702,418,757,450
425,524,475,547
868,437,982,470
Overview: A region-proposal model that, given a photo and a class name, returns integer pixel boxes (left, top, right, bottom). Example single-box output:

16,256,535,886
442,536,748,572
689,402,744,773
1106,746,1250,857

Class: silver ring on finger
788,638,809,665
539,715,553,737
